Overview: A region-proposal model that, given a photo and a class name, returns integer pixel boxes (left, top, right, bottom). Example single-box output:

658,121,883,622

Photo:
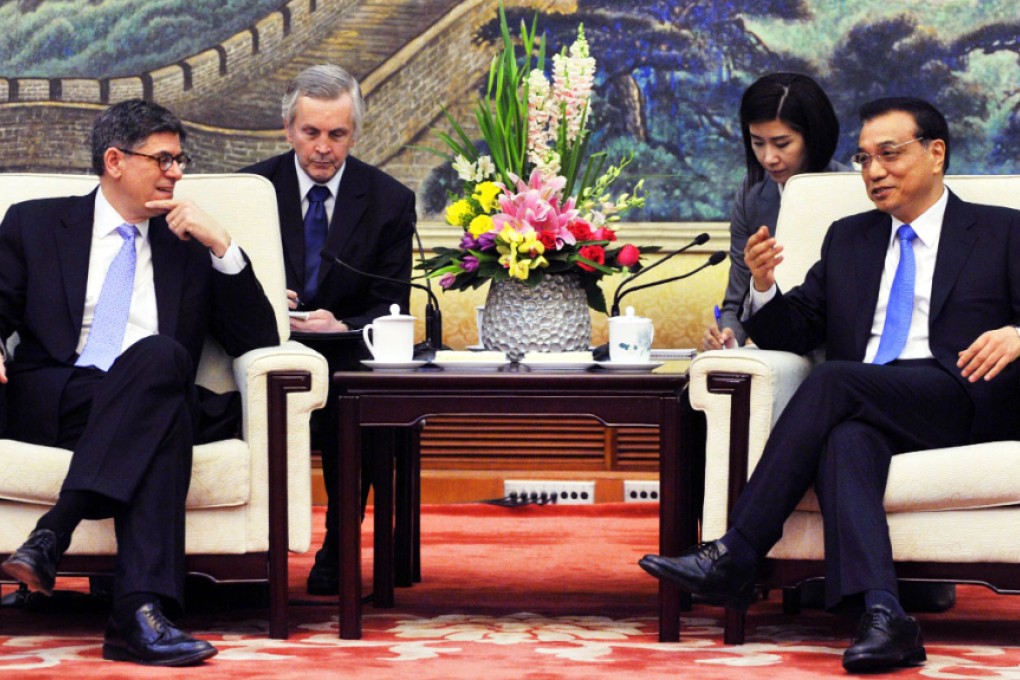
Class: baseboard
310,467,659,505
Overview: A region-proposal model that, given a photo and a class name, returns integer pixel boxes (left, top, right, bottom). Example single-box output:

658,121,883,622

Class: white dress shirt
77,188,246,358
293,155,344,222
748,188,949,362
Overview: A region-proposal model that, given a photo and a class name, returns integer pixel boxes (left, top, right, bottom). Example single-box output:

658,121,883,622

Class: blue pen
713,305,722,329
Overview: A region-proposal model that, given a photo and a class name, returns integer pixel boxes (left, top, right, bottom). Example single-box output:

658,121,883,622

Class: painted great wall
0,0,575,193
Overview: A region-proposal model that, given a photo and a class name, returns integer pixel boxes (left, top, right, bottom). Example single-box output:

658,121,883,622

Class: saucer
521,359,596,371
595,360,664,373
432,359,510,372
361,359,427,371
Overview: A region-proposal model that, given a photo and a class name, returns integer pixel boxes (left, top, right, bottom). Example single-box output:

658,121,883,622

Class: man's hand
290,309,349,333
957,326,1020,382
702,325,737,351
145,198,232,258
744,225,784,293
0,359,7,384
286,290,301,311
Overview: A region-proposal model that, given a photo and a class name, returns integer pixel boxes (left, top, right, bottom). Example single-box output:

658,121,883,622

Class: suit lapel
322,156,369,283
275,152,307,290
852,212,892,358
149,215,185,337
56,192,98,335
930,191,978,321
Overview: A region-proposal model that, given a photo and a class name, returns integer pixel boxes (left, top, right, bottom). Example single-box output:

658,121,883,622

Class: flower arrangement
419,3,655,314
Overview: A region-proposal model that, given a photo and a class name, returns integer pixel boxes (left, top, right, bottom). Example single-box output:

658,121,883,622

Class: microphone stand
320,250,444,359
610,232,710,317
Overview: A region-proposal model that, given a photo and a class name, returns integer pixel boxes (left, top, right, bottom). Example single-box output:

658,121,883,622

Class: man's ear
104,147,124,178
928,138,947,175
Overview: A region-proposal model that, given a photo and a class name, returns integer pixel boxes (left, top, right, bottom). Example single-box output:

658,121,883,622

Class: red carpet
2,503,1019,678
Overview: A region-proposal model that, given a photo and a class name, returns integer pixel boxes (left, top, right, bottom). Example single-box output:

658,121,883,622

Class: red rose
577,244,605,272
538,231,558,251
617,244,640,267
568,219,593,241
593,226,617,242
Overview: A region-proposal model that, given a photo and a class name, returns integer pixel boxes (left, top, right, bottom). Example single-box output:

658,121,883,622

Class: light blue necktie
872,224,917,365
303,185,331,303
76,224,138,371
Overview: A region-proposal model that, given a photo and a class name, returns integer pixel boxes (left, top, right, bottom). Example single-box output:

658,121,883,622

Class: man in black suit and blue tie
241,64,416,595
640,97,1020,673
0,99,279,665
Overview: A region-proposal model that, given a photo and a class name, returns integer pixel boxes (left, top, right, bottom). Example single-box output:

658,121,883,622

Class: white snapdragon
552,26,595,145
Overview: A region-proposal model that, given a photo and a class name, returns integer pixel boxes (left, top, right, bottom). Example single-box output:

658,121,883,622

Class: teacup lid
611,305,648,323
379,303,415,320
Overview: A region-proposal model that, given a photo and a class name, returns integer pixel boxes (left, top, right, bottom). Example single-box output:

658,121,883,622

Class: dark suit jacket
240,152,415,330
0,190,279,445
744,190,1020,443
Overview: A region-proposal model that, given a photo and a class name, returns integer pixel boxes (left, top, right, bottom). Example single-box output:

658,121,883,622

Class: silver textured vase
481,273,592,361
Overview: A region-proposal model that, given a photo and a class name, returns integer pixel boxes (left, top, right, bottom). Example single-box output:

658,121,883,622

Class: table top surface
332,361,690,394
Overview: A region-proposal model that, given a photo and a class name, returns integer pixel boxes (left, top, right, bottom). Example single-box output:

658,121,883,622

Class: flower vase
481,273,592,361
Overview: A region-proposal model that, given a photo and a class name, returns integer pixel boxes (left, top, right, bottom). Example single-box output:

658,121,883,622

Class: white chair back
774,173,1020,291
0,173,288,393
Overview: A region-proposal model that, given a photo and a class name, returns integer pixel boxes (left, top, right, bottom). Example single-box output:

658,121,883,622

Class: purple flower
463,255,479,272
439,273,458,289
459,233,478,249
477,231,497,251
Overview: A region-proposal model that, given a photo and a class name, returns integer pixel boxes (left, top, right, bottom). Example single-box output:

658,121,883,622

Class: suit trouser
728,359,972,609
57,336,198,608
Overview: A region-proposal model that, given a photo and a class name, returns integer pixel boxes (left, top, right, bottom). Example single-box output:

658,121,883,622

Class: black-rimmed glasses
118,148,192,172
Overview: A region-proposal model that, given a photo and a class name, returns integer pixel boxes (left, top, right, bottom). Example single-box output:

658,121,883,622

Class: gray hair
281,64,365,139
90,99,186,176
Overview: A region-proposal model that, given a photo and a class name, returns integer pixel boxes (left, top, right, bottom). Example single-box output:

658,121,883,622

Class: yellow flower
468,214,494,237
445,199,475,227
472,182,503,212
497,227,547,280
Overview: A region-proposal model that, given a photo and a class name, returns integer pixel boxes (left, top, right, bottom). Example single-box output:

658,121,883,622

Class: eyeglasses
117,148,192,172
851,137,925,171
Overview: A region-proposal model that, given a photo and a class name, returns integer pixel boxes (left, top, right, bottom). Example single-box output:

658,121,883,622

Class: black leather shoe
638,541,756,610
307,560,339,596
842,605,926,673
102,602,217,666
2,529,60,597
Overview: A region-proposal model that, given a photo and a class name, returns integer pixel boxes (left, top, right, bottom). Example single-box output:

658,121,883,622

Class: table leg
657,395,689,642
338,395,363,639
394,428,415,587
371,429,395,607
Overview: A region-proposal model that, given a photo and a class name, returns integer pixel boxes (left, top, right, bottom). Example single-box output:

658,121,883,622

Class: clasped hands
744,225,1020,383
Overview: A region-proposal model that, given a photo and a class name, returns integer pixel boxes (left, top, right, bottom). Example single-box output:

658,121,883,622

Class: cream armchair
689,173,1020,644
0,173,328,639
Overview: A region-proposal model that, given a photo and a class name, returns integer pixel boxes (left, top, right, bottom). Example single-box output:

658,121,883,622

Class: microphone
616,250,726,300
319,250,443,358
610,232,710,317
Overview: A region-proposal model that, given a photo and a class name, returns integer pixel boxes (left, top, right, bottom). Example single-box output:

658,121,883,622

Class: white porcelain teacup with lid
362,304,415,362
607,305,654,363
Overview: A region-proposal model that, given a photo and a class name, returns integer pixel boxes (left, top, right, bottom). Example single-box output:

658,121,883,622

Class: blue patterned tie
76,224,138,371
872,224,918,365
303,185,331,303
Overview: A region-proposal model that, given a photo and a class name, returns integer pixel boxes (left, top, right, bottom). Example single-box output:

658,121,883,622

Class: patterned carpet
2,503,1019,678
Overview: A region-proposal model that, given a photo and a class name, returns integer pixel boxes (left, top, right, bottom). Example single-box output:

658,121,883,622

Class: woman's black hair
740,73,840,185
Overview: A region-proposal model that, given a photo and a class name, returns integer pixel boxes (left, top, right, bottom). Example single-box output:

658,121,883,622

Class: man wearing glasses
640,97,1020,673
0,99,279,666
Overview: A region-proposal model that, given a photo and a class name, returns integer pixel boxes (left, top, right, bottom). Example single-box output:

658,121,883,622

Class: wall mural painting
1,0,1018,222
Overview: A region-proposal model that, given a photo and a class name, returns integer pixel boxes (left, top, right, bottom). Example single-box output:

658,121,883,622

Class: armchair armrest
689,348,813,540
233,340,329,552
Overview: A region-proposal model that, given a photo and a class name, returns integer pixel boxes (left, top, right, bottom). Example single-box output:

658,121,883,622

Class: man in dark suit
639,98,1020,673
240,64,416,595
0,100,279,666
